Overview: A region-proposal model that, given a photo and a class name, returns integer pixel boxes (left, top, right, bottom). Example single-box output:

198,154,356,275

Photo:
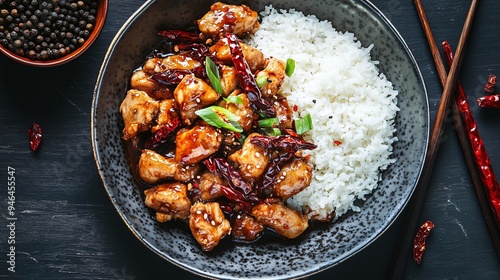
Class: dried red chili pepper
144,117,181,149
225,33,276,117
256,151,294,196
250,135,317,151
157,30,203,42
28,122,42,151
413,220,434,264
219,184,259,213
478,94,500,108
152,67,207,86
442,41,500,222
484,74,497,94
204,157,253,195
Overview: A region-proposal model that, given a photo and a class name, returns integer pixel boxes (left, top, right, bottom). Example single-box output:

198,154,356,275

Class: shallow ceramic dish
92,0,429,279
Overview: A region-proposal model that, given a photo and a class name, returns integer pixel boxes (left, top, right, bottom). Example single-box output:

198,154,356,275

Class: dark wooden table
1,0,500,279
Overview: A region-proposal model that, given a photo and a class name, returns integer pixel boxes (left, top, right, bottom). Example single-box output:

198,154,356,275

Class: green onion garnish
285,58,295,77
256,72,268,87
205,56,224,95
258,117,279,128
223,95,243,104
195,106,243,132
262,127,281,136
295,113,313,135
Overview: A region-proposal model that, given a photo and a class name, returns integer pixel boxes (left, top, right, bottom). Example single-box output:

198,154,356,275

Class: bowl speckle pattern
92,0,429,279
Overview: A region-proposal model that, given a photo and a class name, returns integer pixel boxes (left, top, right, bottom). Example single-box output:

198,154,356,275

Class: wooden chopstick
388,0,479,278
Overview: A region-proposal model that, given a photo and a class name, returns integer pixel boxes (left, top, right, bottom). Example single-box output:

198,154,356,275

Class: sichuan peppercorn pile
0,0,98,61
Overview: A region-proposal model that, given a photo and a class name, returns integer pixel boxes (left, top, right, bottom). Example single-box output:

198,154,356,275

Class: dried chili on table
28,122,42,151
442,41,500,223
413,220,434,264
478,94,500,108
484,74,497,94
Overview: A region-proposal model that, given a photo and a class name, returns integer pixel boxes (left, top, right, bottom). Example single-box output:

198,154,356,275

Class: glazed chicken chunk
142,54,202,74
144,183,192,223
175,124,223,165
197,2,260,37
152,99,179,133
221,91,256,132
119,89,160,140
257,57,287,97
209,37,265,73
189,201,231,251
138,149,200,184
273,158,313,199
251,203,309,239
129,70,172,99
220,65,238,97
228,133,269,183
173,74,220,125
198,171,225,201
231,213,265,241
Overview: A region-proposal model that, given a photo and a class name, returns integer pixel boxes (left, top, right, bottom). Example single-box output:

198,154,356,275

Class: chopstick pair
388,0,500,278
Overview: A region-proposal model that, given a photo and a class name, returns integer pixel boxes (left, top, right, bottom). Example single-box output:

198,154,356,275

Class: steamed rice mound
245,7,399,220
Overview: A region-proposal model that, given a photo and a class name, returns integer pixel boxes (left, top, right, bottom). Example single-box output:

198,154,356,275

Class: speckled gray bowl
92,0,429,279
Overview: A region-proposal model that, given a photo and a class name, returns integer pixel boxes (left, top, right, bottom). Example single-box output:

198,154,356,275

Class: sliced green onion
263,127,281,136
195,106,243,132
295,113,313,135
258,117,279,128
285,58,295,77
256,72,268,87
205,56,224,95
223,95,243,104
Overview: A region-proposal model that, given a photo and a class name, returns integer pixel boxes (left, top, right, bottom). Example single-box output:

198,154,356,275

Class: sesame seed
196,98,201,103
203,213,208,219
255,152,260,157
211,220,216,226
196,210,202,214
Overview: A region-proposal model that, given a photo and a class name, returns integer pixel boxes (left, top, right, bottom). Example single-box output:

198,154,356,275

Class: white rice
245,6,399,220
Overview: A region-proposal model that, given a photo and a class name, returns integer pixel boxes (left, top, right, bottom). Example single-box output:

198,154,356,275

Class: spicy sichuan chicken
120,2,320,251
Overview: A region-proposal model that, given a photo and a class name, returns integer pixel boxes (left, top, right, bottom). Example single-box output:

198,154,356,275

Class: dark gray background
1,0,500,279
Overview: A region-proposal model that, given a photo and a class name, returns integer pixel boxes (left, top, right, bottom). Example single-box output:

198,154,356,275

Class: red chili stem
478,94,500,108
442,41,500,223
224,33,276,117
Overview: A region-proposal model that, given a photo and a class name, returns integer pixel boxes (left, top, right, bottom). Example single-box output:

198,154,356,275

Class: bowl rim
0,0,109,67
91,0,430,279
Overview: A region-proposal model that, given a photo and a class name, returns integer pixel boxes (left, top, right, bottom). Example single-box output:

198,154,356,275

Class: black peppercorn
1,0,99,61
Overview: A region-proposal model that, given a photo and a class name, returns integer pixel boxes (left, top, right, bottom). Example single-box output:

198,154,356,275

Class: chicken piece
231,213,265,241
138,149,199,184
175,124,223,165
152,99,179,133
173,74,220,125
129,70,172,100
221,91,257,132
197,2,259,37
142,54,202,74
144,183,191,222
189,201,231,251
257,57,286,97
220,65,238,97
228,133,269,183
209,38,265,73
274,96,294,129
273,158,313,199
119,89,160,140
198,171,225,201
251,203,309,239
